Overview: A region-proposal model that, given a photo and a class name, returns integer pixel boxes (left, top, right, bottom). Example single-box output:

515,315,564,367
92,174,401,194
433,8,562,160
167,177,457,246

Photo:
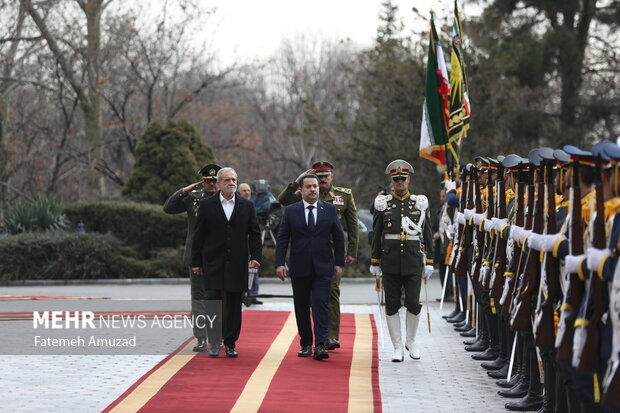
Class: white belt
384,233,420,241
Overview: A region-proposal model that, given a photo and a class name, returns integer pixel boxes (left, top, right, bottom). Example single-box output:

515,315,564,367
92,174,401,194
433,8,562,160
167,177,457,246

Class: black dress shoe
505,393,543,411
455,323,472,332
487,363,510,379
453,321,467,328
313,344,329,360
464,340,489,352
481,356,507,370
250,298,263,305
243,296,252,307
498,382,529,398
208,342,222,357
463,338,476,345
443,309,460,319
460,328,476,337
447,314,465,323
298,345,312,357
472,348,499,360
325,338,341,350
497,374,520,388
225,346,238,358
193,338,206,352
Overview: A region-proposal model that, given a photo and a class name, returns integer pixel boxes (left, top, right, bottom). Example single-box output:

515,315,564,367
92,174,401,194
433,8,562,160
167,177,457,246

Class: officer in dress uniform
370,160,434,362
278,161,359,350
163,163,221,352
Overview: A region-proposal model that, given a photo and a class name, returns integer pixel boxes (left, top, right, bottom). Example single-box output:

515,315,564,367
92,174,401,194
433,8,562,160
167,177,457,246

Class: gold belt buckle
399,233,408,241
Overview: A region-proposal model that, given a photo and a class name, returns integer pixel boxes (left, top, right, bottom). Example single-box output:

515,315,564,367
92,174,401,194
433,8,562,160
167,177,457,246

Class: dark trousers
291,273,332,347
189,267,208,339
383,272,422,316
205,289,242,348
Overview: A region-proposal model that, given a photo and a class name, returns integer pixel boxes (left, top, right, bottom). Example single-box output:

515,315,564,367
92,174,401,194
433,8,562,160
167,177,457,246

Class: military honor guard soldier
163,164,221,352
370,160,434,362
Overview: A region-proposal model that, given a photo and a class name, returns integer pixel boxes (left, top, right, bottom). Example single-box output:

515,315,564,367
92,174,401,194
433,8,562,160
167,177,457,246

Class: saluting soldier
278,161,359,350
370,160,434,362
163,164,221,352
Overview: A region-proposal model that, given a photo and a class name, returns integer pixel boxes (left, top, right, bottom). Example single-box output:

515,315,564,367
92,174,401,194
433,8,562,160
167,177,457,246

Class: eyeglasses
392,176,407,182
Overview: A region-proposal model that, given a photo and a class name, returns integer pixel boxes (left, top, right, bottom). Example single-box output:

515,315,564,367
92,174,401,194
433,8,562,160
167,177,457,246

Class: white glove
481,265,491,281
565,254,586,274
369,265,380,277
483,219,493,232
510,225,523,242
541,233,567,252
527,233,544,251
493,218,509,232
519,229,532,246
456,212,465,225
448,223,457,236
444,180,457,192
586,247,611,273
423,265,434,279
473,213,486,226
464,208,475,221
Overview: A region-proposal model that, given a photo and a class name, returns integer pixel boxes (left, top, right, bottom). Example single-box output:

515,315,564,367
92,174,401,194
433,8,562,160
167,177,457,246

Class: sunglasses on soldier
392,176,407,182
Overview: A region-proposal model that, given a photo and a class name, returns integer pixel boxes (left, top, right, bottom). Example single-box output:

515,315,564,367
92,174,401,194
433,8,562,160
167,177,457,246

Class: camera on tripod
253,180,281,245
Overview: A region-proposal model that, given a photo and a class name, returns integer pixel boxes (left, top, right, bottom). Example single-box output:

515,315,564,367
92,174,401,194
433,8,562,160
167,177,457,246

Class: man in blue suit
276,174,345,360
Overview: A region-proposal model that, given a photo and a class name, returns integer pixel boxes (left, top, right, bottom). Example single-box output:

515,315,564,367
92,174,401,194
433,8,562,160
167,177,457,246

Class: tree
123,120,214,204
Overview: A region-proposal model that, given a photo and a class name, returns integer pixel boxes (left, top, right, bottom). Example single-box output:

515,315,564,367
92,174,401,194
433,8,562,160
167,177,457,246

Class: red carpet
104,310,381,413
0,295,109,300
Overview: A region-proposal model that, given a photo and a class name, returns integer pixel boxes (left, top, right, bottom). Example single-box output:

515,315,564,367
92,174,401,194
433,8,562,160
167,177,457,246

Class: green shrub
3,195,69,234
123,120,215,204
64,200,186,257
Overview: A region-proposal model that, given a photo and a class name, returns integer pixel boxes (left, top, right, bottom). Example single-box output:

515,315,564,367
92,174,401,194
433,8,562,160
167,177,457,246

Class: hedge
63,200,186,257
0,232,186,281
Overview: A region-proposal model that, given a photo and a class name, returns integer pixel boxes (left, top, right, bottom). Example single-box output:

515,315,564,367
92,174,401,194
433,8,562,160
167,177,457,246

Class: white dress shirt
302,200,318,225
220,193,235,221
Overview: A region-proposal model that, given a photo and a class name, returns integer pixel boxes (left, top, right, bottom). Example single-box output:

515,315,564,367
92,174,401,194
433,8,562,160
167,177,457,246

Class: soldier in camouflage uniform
370,160,434,362
163,163,221,352
278,161,359,350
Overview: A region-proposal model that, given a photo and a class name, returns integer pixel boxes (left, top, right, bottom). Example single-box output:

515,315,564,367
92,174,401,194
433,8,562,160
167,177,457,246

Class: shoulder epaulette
374,194,393,212
410,194,428,211
333,186,351,194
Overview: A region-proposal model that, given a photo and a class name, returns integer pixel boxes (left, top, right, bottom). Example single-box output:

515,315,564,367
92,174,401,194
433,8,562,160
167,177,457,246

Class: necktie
307,205,315,231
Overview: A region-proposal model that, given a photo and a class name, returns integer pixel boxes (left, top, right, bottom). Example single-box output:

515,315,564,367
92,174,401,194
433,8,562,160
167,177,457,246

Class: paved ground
1,276,511,412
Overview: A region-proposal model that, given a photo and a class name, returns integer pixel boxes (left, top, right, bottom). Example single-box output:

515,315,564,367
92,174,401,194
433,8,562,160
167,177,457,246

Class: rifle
455,166,475,277
573,159,606,373
490,163,507,298
511,161,545,331
450,166,467,273
472,166,485,285
481,166,495,290
556,160,586,362
502,163,526,315
508,162,536,317
534,160,559,346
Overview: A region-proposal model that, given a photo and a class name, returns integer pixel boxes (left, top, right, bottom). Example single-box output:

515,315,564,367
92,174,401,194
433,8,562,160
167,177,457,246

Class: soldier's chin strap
402,214,425,236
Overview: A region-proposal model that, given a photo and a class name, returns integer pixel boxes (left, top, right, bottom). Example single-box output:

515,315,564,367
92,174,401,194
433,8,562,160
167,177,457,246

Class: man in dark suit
191,167,262,358
276,174,345,360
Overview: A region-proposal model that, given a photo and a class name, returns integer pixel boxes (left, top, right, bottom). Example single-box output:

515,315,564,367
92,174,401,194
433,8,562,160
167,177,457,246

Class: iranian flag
419,13,450,169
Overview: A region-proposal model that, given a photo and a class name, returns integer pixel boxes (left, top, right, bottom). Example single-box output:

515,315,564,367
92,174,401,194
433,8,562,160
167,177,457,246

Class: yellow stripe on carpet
109,341,196,413
348,313,374,412
230,312,298,413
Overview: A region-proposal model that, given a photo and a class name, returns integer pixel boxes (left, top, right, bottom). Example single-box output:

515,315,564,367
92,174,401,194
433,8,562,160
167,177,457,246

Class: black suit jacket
191,192,262,292
276,200,345,277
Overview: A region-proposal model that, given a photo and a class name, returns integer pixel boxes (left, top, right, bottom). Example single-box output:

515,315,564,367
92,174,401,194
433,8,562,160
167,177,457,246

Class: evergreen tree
123,120,215,204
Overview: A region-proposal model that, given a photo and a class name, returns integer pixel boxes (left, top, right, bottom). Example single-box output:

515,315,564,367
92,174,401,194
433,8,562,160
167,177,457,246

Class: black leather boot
472,346,499,360
505,393,543,411
464,337,489,352
498,379,529,398
442,308,460,320
497,373,520,388
455,322,472,332
536,349,555,413
481,354,507,370
460,327,476,337
488,362,509,379
447,312,465,323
